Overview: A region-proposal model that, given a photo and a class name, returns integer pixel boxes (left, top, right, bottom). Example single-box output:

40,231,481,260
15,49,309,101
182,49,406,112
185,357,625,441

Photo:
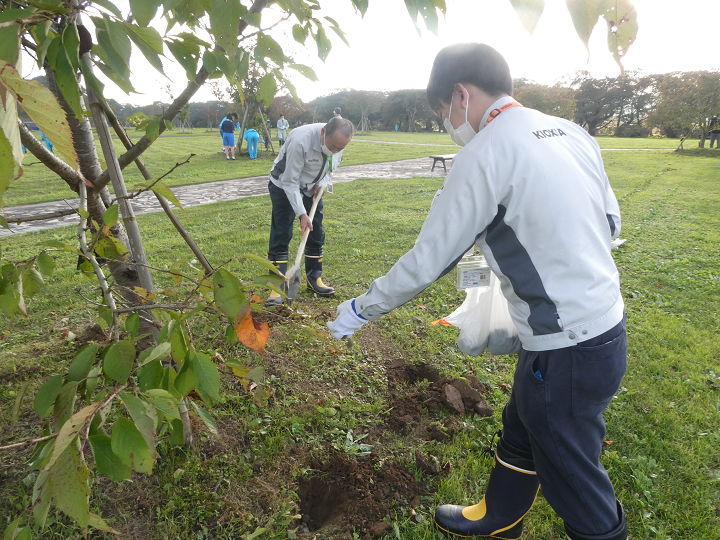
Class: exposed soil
298,453,426,539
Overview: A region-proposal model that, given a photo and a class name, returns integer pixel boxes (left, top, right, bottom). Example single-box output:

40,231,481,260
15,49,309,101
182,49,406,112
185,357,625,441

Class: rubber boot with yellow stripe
434,437,539,539
265,260,287,307
305,255,334,296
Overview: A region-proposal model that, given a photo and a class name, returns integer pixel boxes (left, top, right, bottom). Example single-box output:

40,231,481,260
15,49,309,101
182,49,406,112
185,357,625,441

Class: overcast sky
22,0,720,106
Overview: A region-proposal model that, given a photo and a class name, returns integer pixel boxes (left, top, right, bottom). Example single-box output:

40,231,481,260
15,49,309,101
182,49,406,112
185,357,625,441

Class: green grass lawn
6,132,453,207
1,149,719,539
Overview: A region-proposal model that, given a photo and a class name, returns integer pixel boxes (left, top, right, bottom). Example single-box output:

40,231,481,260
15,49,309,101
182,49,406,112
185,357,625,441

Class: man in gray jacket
266,116,353,305
328,43,628,540
276,114,289,147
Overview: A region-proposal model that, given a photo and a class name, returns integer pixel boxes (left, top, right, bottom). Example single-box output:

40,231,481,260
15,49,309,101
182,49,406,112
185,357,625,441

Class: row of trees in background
103,69,719,139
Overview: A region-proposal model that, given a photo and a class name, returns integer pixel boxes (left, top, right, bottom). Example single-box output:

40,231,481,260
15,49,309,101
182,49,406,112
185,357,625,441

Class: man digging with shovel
328,43,628,540
265,116,354,306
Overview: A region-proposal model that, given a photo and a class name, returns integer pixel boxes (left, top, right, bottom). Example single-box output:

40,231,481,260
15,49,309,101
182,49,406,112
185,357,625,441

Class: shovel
285,186,325,305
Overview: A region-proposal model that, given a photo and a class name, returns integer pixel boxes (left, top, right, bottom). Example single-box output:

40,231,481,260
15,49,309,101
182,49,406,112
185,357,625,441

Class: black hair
427,43,513,111
325,117,353,138
333,107,341,115
226,112,234,119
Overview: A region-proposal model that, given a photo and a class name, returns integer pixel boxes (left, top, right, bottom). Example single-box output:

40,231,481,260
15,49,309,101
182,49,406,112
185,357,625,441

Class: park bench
429,154,456,172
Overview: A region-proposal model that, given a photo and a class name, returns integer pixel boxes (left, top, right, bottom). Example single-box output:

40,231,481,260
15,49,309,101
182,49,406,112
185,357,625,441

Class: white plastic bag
442,274,521,356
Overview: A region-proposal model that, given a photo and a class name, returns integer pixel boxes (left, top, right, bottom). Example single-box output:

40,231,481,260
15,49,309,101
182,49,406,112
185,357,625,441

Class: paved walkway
1,157,449,237
1,147,672,237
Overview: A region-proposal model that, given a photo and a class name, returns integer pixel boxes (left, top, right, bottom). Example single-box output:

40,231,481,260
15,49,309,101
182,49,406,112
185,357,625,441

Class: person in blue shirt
219,113,236,160
39,131,53,153
244,128,260,159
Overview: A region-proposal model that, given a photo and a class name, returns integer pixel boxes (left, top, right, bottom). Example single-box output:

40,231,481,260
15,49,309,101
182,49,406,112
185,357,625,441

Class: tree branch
18,121,82,190
111,154,195,205
0,433,58,452
92,0,268,193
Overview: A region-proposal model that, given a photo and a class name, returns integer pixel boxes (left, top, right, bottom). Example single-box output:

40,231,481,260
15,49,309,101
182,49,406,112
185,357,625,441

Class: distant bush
615,124,651,138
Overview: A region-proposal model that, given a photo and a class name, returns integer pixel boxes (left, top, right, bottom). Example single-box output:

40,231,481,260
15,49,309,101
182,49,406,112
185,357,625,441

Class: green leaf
144,388,181,419
103,204,119,227
192,352,220,404
314,25,332,62
565,0,600,50
88,513,122,534
255,33,286,67
32,501,51,530
138,360,164,391
126,312,140,338
89,433,131,481
79,59,105,98
202,50,217,73
67,344,100,382
509,0,545,35
129,0,160,27
174,353,198,396
137,342,171,367
111,417,154,473
93,22,130,81
93,58,137,94
0,60,79,169
44,402,100,471
169,418,184,445
103,340,136,384
599,0,638,70
0,26,20,66
31,20,53,68
209,0,242,64
0,126,19,200
3,519,20,540
191,401,218,436
166,39,198,80
45,440,90,528
325,17,349,47
21,266,44,299
291,24,306,44
120,391,157,456
351,0,369,16
256,73,277,106
212,268,246,320
46,36,84,120
62,24,81,72
36,252,56,276
145,119,160,141
129,24,164,55
84,366,102,402
242,11,262,28
92,0,123,18
52,381,79,431
34,374,63,417
150,181,184,210
11,380,32,430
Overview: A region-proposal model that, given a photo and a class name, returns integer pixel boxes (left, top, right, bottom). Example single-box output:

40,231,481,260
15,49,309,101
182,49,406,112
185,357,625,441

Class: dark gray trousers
268,181,325,261
502,316,627,537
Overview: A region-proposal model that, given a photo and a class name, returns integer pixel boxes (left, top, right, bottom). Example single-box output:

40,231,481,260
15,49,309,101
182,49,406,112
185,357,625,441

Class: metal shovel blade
285,267,302,306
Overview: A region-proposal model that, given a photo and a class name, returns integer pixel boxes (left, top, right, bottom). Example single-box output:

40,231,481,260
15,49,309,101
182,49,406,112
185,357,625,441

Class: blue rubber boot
434,437,539,539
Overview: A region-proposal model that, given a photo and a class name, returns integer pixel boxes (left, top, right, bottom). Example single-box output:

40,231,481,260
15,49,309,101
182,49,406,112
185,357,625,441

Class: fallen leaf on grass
602,440,614,447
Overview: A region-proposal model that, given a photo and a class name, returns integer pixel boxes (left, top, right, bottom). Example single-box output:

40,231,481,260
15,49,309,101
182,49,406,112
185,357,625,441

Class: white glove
327,299,368,339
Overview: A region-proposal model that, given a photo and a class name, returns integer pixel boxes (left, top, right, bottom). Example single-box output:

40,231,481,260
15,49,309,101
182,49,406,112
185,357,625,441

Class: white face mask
443,88,477,147
321,133,333,156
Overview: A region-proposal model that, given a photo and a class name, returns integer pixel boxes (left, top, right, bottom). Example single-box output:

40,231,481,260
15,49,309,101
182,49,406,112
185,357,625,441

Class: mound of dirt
299,452,427,538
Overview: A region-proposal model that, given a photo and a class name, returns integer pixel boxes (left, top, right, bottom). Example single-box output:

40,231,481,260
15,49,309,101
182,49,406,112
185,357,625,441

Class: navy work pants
501,316,627,537
268,181,325,261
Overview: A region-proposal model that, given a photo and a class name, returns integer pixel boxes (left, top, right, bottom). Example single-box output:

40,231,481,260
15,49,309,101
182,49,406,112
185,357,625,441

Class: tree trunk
44,57,156,342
